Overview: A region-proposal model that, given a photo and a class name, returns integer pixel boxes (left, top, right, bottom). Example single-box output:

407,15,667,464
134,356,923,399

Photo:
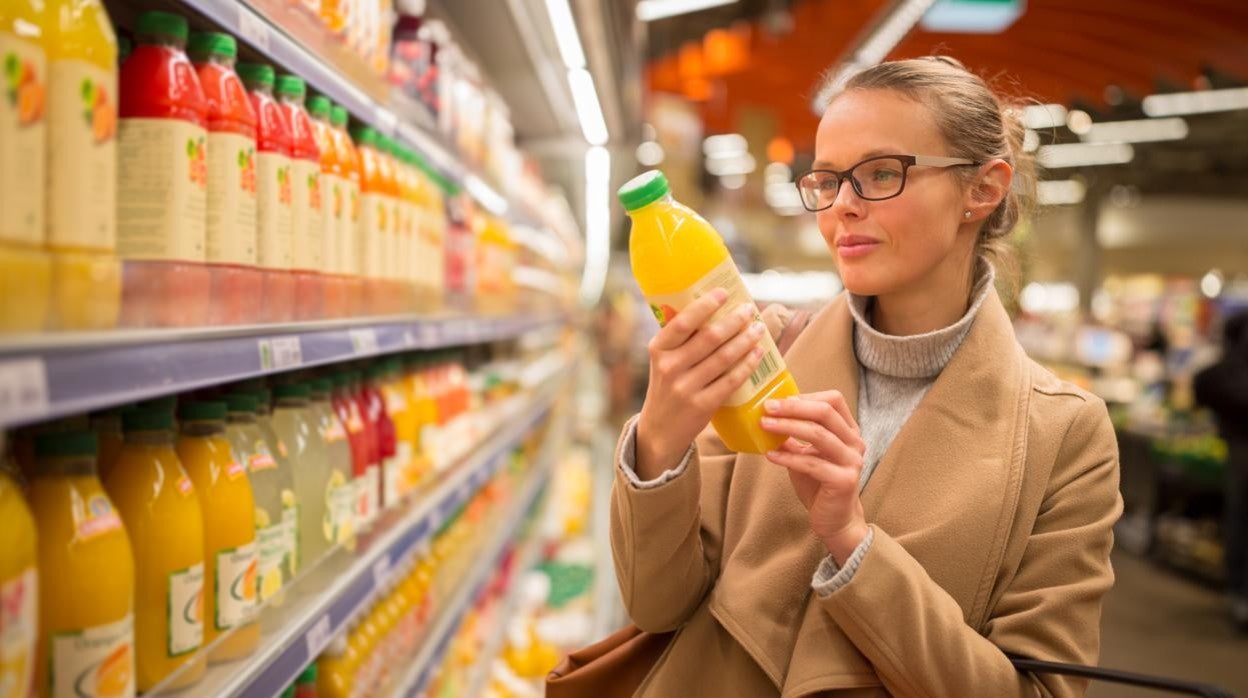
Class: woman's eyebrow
811,148,904,169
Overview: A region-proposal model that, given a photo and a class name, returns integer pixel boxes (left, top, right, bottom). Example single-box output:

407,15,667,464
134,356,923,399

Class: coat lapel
707,288,1032,694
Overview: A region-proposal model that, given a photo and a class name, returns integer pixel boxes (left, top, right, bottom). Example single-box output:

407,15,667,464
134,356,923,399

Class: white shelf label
350,328,379,355
373,107,399,134
237,7,272,53
372,555,392,587
0,358,49,423
259,337,303,371
305,614,331,656
402,330,417,348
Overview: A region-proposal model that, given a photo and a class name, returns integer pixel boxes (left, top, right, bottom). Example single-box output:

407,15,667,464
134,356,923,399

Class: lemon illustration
281,489,297,509
255,508,271,528
259,568,283,601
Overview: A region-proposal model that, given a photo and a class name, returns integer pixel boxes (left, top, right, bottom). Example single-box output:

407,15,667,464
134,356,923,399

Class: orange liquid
0,467,38,698
333,121,364,314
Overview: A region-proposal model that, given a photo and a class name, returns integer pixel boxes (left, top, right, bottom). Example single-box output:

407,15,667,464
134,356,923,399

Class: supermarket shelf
147,370,568,697
0,312,564,428
392,447,554,698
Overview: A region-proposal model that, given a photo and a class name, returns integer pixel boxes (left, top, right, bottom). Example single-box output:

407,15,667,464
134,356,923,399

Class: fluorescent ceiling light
568,68,609,146
579,145,611,307
636,141,665,166
1036,179,1086,206
719,174,747,190
702,133,747,156
1022,129,1040,153
705,152,755,176
1037,142,1133,168
813,0,938,110
1066,109,1093,135
1080,117,1188,144
1142,86,1248,117
1022,104,1067,130
1201,269,1224,298
544,0,586,68
636,0,738,22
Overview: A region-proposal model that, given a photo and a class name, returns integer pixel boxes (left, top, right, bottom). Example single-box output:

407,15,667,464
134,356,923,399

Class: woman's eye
872,169,900,182
818,177,839,191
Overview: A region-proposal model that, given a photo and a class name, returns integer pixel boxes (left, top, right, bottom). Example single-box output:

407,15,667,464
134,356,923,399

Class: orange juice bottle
174,401,259,664
44,0,122,331
90,406,125,482
620,170,799,453
277,74,326,321
307,95,346,318
29,431,135,698
350,125,386,314
330,105,363,315
375,137,402,311
0,0,51,333
105,409,206,691
0,441,38,698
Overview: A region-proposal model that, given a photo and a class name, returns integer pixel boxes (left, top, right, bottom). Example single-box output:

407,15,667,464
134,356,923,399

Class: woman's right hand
635,288,768,480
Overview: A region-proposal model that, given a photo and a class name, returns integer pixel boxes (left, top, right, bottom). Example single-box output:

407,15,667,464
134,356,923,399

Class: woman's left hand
761,391,870,565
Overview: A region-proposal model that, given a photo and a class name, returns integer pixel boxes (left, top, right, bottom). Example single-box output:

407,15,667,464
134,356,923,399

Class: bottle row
1,3,538,334
0,345,541,697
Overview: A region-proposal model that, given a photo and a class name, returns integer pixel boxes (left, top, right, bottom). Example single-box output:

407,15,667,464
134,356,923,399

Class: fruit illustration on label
176,475,193,496
186,137,207,188
377,201,387,231
78,78,115,143
184,587,202,625
5,52,44,124
350,190,359,221
230,559,258,603
238,148,256,193
333,183,343,218
308,173,321,212
80,642,132,698
649,303,678,326
277,166,292,205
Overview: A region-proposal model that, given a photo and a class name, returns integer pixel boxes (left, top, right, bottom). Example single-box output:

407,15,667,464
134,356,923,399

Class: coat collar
706,286,1032,693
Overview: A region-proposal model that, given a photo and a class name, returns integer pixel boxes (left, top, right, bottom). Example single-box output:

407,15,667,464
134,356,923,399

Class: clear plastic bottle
244,386,302,576
271,383,334,570
308,378,354,545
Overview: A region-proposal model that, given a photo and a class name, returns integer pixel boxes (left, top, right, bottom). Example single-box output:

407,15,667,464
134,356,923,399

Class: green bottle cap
330,105,349,128
237,63,276,89
35,431,98,458
136,11,189,44
350,126,378,147
188,32,236,61
308,378,333,396
617,170,671,212
224,393,258,414
275,75,306,99
135,395,177,413
273,383,311,400
122,409,175,433
181,401,228,421
308,95,332,119
298,663,318,683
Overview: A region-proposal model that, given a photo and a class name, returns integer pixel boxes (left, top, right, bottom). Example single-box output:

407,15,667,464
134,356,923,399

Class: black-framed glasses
795,155,979,211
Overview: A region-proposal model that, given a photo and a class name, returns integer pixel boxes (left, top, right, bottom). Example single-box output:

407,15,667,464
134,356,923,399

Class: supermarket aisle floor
1093,550,1248,697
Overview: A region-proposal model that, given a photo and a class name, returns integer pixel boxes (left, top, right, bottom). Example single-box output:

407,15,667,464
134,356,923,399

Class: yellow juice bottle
175,401,259,664
0,0,51,333
29,430,135,698
379,358,416,501
105,409,206,691
620,170,799,453
0,436,38,698
42,0,121,331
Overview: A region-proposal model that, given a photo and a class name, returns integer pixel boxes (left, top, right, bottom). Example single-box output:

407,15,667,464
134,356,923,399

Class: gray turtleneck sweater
619,261,995,596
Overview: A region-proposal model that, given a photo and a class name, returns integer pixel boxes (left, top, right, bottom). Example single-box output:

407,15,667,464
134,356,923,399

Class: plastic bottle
329,106,363,315
307,96,346,318
189,32,261,327
349,126,386,315
175,401,259,663
362,364,398,512
224,393,295,603
374,136,402,312
294,663,318,698
379,358,416,502
238,63,295,323
117,11,209,329
106,409,206,691
91,406,125,482
243,386,303,576
271,383,335,569
308,378,354,546
0,440,38,698
0,0,51,333
315,634,355,698
619,170,800,453
348,371,382,527
276,75,325,321
30,431,135,698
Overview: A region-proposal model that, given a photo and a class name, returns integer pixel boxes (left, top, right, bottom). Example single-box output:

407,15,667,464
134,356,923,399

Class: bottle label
280,493,298,577
215,543,258,630
384,442,411,505
342,180,361,275
115,117,206,261
359,192,387,279
248,441,277,472
0,33,46,246
364,465,381,523
49,615,134,698
325,471,354,545
48,59,117,251
205,132,257,265
256,151,294,269
77,494,123,541
0,567,37,698
290,159,324,271
176,475,194,497
255,522,286,603
166,564,204,657
322,418,347,443
225,460,247,481
643,256,787,407
322,173,343,274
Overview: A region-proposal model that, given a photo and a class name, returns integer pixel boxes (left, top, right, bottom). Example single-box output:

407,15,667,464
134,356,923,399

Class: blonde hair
818,56,1036,286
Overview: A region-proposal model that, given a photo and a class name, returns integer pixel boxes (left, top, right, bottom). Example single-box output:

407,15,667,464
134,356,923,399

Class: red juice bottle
276,75,325,321
188,32,260,326
237,62,295,323
362,364,396,513
331,371,375,532
117,11,210,328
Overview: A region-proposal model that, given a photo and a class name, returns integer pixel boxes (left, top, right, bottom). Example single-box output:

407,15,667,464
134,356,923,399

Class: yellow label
116,118,206,261
256,151,293,269
215,543,257,630
50,615,134,698
290,158,324,272
0,33,46,246
48,60,117,251
341,180,361,275
321,173,343,274
166,564,203,657
205,132,257,265
0,567,37,698
644,256,786,407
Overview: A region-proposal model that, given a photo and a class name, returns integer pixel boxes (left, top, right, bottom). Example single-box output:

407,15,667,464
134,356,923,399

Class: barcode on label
749,351,780,390
259,337,303,370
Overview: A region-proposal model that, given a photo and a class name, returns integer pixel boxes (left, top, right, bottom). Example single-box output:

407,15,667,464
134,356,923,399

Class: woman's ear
963,159,1013,223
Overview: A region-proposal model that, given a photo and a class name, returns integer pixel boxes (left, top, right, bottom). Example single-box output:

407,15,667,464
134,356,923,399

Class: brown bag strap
777,308,814,356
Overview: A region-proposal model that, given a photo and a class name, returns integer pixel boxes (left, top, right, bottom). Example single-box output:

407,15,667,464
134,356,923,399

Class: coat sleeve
609,416,737,633
816,397,1123,698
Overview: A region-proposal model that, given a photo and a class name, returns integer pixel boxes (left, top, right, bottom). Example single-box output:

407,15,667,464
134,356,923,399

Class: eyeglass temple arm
913,155,976,167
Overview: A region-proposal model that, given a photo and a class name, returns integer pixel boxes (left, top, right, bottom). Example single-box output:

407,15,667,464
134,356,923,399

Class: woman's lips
836,236,881,258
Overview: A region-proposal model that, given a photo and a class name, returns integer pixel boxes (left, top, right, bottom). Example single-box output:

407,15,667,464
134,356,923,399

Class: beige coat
610,289,1123,697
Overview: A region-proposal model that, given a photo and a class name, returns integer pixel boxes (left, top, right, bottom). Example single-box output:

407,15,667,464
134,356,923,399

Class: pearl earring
964,210,972,219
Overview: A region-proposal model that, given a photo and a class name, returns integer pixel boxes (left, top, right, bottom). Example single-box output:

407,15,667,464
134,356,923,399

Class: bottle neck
37,456,98,478
226,412,256,425
249,84,274,97
196,53,235,68
125,430,173,446
181,420,224,437
139,36,187,51
276,398,309,409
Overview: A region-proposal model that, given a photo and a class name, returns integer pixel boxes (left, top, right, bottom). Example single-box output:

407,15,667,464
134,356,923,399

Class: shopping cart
1008,655,1236,697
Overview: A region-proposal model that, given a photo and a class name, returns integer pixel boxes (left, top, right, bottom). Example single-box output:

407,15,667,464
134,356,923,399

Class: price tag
372,554,392,587
305,614,332,656
402,329,417,348
259,337,303,371
237,7,272,53
350,328,379,355
421,324,439,345
0,358,49,423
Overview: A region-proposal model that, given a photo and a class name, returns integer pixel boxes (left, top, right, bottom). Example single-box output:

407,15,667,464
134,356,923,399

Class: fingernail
749,321,765,336
737,305,754,320
712,288,728,303
764,400,779,412
761,416,775,427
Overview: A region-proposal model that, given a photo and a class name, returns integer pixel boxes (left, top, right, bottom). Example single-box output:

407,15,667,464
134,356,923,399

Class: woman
611,56,1123,696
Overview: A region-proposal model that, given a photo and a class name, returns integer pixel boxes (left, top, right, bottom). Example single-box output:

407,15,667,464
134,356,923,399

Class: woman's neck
871,252,978,336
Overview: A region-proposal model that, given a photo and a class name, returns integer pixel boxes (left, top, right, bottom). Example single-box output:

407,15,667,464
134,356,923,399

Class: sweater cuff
811,527,875,597
617,416,695,490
